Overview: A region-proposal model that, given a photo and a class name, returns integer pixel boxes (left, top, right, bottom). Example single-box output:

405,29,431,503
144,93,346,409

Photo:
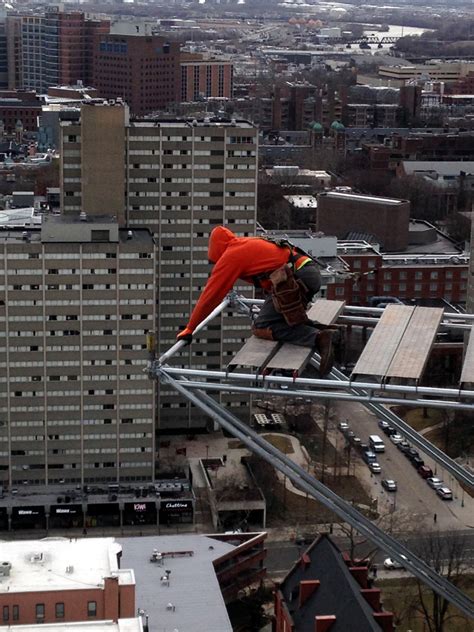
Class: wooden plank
385,307,443,381
265,343,314,374
307,299,345,326
460,325,474,386
228,336,280,370
352,304,414,378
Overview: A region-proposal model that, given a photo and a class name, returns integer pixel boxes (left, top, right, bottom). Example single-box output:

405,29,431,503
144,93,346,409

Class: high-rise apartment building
92,34,180,115
60,102,258,430
6,8,109,92
180,53,233,102
0,216,156,486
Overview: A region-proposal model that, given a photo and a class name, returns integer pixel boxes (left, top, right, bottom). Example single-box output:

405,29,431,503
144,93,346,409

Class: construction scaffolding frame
149,294,474,619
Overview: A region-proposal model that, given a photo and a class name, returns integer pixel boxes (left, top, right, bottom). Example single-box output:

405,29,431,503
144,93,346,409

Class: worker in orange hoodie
177,226,334,374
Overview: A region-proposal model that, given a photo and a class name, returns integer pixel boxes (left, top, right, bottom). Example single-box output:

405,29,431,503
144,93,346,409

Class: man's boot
252,326,274,341
316,330,334,376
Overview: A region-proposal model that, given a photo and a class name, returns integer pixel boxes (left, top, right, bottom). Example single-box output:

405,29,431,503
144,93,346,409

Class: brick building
0,90,42,133
326,240,469,306
6,8,109,93
0,538,135,625
180,53,233,102
316,191,410,252
274,534,394,632
92,34,180,115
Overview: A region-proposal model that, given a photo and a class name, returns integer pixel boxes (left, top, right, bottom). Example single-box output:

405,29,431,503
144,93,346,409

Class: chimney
300,553,311,570
299,580,320,607
361,588,381,610
373,611,394,632
349,565,369,588
314,615,336,632
104,576,120,621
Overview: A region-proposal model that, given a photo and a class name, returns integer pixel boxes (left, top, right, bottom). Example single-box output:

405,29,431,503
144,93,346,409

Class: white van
369,435,385,452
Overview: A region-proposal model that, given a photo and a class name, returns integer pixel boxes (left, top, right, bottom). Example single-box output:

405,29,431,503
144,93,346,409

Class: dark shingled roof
279,534,383,631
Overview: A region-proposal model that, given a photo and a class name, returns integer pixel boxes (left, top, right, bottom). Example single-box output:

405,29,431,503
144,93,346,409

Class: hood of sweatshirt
208,226,236,263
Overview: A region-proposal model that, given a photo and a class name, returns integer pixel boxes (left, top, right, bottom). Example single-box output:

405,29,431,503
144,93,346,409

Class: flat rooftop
118,535,235,632
285,195,317,208
320,191,406,205
0,620,142,632
0,538,134,593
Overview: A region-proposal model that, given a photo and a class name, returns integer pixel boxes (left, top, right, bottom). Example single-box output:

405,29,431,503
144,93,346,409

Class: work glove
176,326,193,345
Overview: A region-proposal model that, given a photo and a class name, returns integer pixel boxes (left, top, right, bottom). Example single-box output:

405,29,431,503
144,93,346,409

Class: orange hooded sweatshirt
180,226,294,336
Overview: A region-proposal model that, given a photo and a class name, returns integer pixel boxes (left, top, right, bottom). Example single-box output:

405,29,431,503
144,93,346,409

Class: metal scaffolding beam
149,294,474,488
158,369,474,620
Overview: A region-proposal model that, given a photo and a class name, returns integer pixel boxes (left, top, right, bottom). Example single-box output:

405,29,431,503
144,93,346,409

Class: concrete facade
0,217,156,486
60,103,258,431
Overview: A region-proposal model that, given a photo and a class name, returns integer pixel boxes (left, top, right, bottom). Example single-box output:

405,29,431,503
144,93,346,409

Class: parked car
405,448,419,460
368,461,381,474
437,487,453,500
427,477,444,489
338,421,350,432
411,456,425,469
378,419,390,430
382,425,396,437
384,555,407,570
397,440,410,453
363,450,377,464
418,465,433,479
382,479,397,492
390,433,403,444
351,436,362,447
358,442,369,453
346,430,355,441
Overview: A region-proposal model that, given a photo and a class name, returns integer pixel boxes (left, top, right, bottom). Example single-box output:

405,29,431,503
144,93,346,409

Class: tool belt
269,264,310,327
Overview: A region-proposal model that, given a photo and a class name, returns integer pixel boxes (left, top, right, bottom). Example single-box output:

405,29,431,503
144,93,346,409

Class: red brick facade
180,55,233,102
327,252,468,305
92,35,181,115
0,577,135,626
0,90,42,133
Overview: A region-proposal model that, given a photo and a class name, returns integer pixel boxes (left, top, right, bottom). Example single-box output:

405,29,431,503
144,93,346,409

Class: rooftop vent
127,230,133,240
79,211,87,222
30,552,44,564
66,565,74,574
0,562,12,577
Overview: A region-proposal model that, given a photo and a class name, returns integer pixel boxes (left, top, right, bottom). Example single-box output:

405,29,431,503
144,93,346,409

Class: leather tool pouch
269,265,309,327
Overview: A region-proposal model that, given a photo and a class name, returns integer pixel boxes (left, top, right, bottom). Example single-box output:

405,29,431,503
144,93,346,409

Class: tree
413,530,471,632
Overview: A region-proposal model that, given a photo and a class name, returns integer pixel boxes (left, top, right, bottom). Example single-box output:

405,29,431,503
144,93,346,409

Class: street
328,400,474,532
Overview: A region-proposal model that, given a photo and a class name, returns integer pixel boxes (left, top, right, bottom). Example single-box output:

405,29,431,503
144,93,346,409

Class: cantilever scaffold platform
149,293,474,619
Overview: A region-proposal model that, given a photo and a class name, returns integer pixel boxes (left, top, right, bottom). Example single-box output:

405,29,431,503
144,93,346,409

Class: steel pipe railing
160,367,474,401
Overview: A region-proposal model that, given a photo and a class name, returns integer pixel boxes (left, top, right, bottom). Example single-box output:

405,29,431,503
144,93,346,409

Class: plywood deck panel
352,304,414,378
228,336,280,370
460,325,474,386
385,307,443,380
265,343,314,374
307,299,346,326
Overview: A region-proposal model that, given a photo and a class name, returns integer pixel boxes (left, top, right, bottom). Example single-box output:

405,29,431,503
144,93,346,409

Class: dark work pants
253,262,322,348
